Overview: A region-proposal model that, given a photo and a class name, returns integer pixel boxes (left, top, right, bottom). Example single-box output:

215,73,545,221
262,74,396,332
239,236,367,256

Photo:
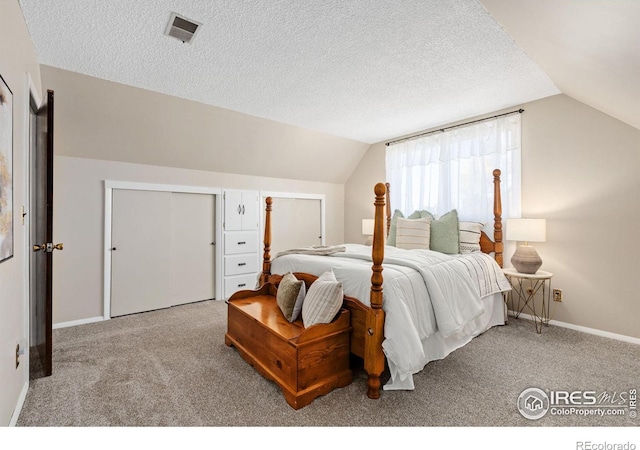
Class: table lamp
506,218,546,274
362,219,375,245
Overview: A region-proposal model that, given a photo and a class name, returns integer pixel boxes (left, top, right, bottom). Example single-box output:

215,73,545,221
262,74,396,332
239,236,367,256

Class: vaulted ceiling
18,0,638,144
480,0,639,134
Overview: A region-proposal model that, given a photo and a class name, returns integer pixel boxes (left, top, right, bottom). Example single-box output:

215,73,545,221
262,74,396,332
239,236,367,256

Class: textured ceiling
18,0,560,144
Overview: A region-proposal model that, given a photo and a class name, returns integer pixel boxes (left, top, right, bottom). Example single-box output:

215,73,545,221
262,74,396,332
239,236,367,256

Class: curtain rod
385,108,524,147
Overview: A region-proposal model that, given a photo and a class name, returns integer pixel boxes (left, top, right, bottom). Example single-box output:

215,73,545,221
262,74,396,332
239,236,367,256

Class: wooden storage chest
225,283,353,409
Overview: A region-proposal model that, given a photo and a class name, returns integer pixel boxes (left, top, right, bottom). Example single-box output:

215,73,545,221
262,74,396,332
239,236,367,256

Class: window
385,113,521,227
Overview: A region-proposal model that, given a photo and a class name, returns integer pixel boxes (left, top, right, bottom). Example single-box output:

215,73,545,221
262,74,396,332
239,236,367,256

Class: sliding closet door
170,193,216,305
111,189,172,317
270,198,322,257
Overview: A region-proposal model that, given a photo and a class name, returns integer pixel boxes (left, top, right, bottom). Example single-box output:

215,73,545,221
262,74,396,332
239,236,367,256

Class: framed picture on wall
0,74,13,264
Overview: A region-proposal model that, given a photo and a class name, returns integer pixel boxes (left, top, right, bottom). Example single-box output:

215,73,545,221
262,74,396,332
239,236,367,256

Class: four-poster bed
257,169,507,399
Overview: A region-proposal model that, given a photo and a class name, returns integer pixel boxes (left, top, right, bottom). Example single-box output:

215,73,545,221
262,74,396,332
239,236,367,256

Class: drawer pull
238,283,246,288
238,263,247,266
237,241,246,245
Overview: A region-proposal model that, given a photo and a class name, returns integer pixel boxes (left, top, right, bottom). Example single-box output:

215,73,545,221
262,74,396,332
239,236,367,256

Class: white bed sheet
270,243,510,390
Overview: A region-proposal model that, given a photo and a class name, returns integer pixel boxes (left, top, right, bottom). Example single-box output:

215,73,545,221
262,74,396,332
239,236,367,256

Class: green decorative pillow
302,270,343,327
418,210,436,221
429,209,460,254
276,272,306,322
388,209,422,246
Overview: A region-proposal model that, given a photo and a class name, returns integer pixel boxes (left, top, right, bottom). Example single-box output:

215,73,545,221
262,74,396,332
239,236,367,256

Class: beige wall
0,0,42,425
41,66,356,324
345,93,640,339
41,66,352,325
53,157,344,325
40,65,369,184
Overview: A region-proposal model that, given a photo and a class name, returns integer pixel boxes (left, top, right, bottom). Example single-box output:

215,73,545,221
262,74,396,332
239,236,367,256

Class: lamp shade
506,218,546,242
362,219,375,235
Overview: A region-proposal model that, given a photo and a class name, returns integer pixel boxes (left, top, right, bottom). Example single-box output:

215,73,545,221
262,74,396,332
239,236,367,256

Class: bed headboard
385,169,503,267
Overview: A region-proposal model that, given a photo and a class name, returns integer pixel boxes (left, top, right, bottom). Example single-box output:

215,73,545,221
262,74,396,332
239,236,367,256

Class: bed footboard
259,183,388,400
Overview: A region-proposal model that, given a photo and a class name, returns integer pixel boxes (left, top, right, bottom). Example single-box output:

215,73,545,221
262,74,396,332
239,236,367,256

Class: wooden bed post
260,197,273,286
385,182,391,237
492,170,503,268
365,183,386,399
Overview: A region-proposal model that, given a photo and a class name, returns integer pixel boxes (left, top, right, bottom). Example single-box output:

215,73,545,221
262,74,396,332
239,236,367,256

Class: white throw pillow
395,217,431,250
302,270,343,327
459,221,484,253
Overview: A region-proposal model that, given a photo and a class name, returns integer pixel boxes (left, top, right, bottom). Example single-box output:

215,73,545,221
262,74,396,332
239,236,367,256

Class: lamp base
511,245,542,274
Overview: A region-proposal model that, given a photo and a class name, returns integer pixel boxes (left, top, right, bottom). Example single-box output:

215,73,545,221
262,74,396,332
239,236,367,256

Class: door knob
33,243,64,252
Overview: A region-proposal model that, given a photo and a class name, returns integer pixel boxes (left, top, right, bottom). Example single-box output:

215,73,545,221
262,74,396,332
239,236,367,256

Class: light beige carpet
17,300,640,427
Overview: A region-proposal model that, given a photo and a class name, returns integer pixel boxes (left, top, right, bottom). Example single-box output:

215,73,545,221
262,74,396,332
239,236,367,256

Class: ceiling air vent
165,12,201,43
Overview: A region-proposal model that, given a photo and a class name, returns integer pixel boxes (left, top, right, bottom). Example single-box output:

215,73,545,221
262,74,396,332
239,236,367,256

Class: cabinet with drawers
223,190,260,298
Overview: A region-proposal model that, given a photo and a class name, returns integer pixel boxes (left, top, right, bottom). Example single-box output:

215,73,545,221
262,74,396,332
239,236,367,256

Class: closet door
111,189,172,317
170,193,216,305
270,198,322,257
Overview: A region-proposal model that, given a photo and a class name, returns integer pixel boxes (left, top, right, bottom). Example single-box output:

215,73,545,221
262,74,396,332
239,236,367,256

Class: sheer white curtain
386,114,521,228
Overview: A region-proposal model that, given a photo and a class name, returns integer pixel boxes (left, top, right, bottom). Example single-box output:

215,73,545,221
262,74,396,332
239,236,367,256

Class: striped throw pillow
459,221,484,253
302,270,343,327
388,209,423,246
395,217,431,250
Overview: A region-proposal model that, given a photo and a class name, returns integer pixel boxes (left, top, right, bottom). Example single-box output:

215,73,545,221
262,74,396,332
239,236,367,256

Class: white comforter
270,244,511,390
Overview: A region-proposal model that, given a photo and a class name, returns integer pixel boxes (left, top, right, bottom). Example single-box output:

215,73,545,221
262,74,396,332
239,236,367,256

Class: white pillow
302,270,343,327
459,221,484,253
395,217,431,250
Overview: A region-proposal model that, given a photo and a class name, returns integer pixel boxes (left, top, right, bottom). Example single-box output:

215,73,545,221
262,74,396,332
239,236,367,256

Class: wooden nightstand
502,268,553,333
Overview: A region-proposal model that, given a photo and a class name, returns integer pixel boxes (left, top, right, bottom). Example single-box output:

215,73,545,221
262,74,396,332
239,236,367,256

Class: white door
111,189,172,317
170,193,216,305
270,198,322,257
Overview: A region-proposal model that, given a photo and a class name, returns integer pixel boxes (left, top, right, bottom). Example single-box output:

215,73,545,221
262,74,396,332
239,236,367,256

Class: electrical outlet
553,289,563,302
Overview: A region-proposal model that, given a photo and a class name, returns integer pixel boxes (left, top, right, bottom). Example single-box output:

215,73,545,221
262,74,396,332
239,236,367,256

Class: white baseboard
53,316,105,329
507,310,640,345
9,381,29,427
